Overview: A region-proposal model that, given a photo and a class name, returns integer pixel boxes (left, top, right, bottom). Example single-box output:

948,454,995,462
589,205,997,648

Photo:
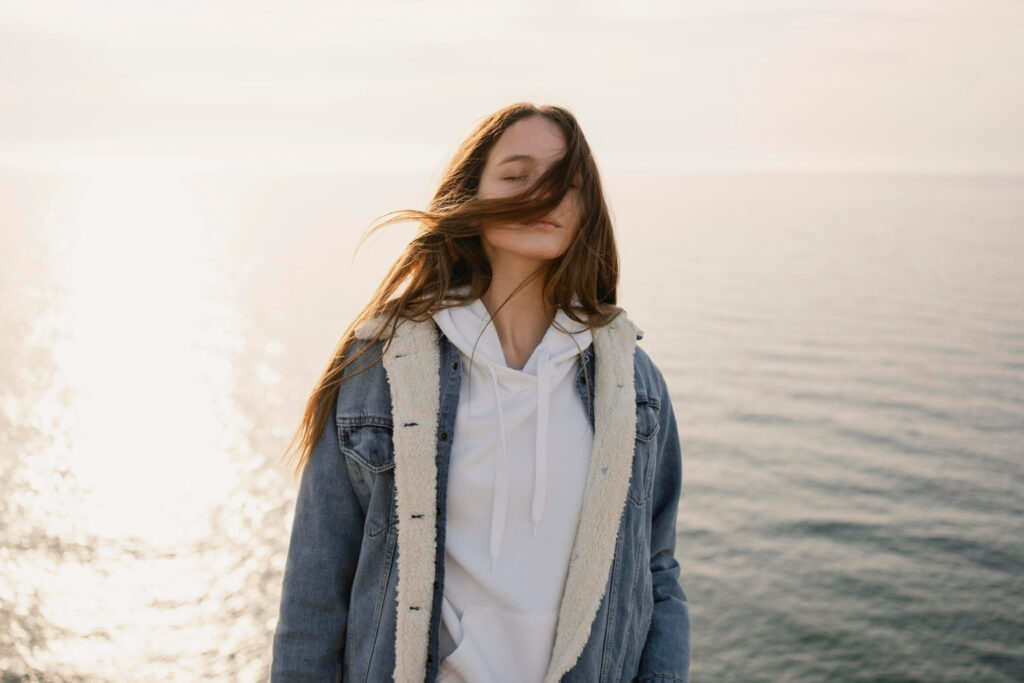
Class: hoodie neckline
430,293,594,571
458,297,591,378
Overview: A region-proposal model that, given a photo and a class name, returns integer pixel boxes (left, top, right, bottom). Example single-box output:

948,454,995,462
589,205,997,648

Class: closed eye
503,175,580,189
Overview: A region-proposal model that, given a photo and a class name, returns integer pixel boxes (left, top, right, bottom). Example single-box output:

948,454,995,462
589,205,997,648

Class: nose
541,189,574,221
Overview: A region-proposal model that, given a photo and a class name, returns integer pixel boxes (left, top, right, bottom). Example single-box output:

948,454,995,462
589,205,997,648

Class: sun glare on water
51,157,247,546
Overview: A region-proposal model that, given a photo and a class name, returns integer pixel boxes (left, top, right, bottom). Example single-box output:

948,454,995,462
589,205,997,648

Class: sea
1,166,1021,681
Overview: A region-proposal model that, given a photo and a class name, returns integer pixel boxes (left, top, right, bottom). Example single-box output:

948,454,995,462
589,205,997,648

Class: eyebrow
497,153,536,166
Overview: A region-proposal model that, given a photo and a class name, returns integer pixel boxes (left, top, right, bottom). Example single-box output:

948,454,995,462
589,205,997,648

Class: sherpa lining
353,310,643,683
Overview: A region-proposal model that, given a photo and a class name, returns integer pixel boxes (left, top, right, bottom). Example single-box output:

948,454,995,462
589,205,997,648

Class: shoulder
632,341,669,403
592,308,667,402
611,308,671,406
335,335,393,422
632,343,661,378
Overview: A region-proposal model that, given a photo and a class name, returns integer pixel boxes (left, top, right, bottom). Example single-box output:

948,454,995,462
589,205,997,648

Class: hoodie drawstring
532,346,550,537
486,346,552,571
487,365,509,573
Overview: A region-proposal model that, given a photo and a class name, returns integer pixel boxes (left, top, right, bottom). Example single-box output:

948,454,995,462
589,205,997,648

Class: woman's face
476,115,583,271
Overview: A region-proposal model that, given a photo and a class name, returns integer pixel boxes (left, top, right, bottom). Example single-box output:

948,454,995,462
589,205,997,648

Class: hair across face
476,115,584,269
280,102,624,478
338,102,622,326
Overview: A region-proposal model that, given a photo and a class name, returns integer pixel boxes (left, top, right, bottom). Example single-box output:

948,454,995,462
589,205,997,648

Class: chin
486,234,569,263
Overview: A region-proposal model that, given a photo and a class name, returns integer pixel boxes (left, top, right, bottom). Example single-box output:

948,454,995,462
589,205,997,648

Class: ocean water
0,168,1021,681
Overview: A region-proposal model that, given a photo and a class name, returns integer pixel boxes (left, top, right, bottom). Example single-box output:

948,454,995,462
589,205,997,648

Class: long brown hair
279,102,624,478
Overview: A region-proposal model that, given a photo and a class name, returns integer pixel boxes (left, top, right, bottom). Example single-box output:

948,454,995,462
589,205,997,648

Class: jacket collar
354,310,644,683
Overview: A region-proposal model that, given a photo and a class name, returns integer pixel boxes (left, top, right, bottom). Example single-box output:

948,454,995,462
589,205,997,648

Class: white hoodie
430,293,595,683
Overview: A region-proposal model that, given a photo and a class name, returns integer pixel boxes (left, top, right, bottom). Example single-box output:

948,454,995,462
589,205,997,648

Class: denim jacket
270,311,690,682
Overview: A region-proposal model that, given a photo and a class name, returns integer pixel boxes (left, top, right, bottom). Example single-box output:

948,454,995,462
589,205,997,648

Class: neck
480,259,555,371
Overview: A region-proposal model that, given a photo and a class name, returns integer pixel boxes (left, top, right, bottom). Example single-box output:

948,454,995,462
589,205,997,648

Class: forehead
487,116,567,166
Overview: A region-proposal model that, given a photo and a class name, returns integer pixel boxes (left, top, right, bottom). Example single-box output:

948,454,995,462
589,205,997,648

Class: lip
527,221,560,230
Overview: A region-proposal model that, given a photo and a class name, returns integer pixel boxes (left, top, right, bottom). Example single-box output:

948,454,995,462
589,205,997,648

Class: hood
431,295,593,571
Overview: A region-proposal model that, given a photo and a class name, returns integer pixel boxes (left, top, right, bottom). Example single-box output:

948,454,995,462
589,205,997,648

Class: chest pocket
338,417,398,537
627,395,661,506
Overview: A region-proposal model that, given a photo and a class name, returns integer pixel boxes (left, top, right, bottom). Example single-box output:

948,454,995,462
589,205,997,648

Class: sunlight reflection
51,159,246,545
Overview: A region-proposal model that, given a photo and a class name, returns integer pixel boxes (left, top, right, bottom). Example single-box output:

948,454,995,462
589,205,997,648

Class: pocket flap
634,396,661,443
338,417,395,472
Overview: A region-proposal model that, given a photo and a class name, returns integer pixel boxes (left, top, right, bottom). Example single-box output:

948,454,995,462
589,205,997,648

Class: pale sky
1,0,1021,173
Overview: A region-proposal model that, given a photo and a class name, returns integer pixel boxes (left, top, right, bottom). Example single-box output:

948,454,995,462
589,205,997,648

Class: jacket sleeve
634,369,691,683
270,400,365,682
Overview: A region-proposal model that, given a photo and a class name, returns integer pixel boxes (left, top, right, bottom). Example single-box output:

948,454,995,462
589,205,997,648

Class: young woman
270,103,690,683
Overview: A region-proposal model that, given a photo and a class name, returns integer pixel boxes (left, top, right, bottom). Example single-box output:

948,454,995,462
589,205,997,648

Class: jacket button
433,580,440,589
436,505,442,515
426,653,433,664
440,431,448,441
452,361,459,370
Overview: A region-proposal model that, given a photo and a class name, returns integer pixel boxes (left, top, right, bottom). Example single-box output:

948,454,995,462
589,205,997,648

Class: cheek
561,222,580,251
562,195,583,228
562,202,583,237
477,175,520,201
